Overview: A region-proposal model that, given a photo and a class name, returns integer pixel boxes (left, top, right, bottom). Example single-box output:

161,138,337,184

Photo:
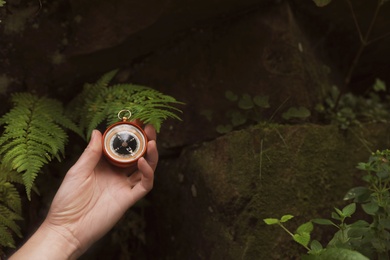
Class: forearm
9,221,82,260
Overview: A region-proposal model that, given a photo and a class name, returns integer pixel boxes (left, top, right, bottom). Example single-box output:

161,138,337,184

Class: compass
102,110,147,168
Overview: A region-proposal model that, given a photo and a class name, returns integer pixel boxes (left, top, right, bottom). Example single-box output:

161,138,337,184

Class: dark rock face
1,0,334,146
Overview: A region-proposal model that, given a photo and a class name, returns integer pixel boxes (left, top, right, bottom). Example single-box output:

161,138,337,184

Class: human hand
10,125,158,260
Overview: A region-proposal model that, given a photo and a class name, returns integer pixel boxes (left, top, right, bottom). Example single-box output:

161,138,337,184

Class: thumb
68,130,103,177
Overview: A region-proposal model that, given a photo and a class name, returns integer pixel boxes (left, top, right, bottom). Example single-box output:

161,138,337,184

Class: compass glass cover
103,123,146,162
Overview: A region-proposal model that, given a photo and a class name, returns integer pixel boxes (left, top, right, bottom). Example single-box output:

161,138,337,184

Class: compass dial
102,122,147,167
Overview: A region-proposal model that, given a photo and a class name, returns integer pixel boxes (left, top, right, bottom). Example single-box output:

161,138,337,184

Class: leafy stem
277,223,312,252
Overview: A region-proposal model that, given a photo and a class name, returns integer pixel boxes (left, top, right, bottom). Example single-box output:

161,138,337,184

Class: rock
146,123,390,259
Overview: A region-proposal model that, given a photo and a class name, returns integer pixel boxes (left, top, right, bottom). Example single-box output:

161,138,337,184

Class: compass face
103,122,147,167
112,132,138,157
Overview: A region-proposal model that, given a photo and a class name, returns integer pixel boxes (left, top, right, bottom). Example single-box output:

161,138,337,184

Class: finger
145,140,158,171
144,124,157,141
68,130,103,177
127,141,157,185
128,171,142,187
129,157,154,203
138,157,154,190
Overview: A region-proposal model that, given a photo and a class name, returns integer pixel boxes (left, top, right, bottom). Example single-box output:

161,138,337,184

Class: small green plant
263,215,313,251
317,79,390,130
215,91,311,134
216,91,270,134
0,70,183,254
344,149,390,259
282,106,311,121
264,149,390,259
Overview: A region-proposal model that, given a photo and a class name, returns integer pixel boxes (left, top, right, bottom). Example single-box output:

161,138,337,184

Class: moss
148,123,390,259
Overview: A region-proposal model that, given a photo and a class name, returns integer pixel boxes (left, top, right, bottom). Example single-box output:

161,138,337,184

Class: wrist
10,221,82,260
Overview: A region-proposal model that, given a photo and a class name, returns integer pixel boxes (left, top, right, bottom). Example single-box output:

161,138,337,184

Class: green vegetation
0,93,81,199
216,91,270,134
317,79,390,130
215,91,312,134
0,71,182,254
66,70,183,139
264,149,390,260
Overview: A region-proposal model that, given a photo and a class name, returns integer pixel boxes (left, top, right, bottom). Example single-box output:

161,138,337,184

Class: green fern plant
0,92,82,199
0,166,24,256
0,71,183,254
66,70,183,139
0,72,183,253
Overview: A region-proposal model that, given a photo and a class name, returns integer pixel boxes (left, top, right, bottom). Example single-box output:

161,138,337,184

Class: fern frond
67,72,184,138
0,166,23,252
65,70,118,129
0,93,79,199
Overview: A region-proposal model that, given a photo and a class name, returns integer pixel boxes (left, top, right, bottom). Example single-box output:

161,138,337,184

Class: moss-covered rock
146,123,390,259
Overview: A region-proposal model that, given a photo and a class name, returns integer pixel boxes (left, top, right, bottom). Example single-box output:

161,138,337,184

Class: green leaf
280,214,294,223
350,220,370,228
329,85,340,102
348,227,369,238
225,90,238,102
343,187,370,202
0,0,5,7
0,93,75,199
263,218,279,225
253,95,270,108
310,240,323,251
356,162,370,171
238,94,254,110
373,78,386,92
311,218,335,226
334,207,344,217
342,203,356,217
282,106,311,120
0,171,23,252
66,71,183,137
378,218,390,229
293,232,310,247
328,229,349,246
296,222,313,235
376,168,390,179
230,111,246,127
317,247,369,260
362,201,379,215
331,211,341,221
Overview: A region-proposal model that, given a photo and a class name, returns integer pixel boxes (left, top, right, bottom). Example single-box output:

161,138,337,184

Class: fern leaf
0,167,23,251
65,70,118,127
67,71,183,138
0,93,77,199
